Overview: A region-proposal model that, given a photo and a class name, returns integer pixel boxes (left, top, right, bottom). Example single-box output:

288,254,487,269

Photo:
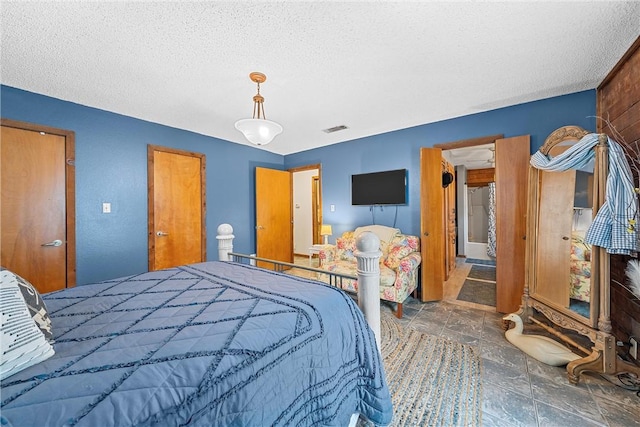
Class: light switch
102,202,111,213
330,204,335,212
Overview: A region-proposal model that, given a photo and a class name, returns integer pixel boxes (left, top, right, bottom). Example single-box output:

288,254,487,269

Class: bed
0,261,392,426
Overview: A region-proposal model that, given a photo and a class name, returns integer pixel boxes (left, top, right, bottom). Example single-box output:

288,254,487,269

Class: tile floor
294,255,640,426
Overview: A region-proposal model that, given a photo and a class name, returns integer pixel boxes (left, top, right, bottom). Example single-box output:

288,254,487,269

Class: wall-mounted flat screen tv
351,169,407,205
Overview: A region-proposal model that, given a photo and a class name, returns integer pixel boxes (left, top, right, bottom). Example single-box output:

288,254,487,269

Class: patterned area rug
467,265,496,281
380,311,482,426
464,258,496,266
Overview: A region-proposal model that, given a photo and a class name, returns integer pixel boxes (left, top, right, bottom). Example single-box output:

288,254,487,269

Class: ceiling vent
322,125,348,134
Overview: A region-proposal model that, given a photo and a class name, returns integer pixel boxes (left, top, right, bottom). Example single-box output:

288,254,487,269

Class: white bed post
355,231,382,349
216,223,235,261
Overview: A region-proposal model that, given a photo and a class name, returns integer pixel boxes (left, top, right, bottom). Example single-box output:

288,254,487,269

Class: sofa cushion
336,231,357,261
384,235,420,269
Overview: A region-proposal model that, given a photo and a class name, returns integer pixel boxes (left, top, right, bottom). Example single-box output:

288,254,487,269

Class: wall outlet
630,337,638,360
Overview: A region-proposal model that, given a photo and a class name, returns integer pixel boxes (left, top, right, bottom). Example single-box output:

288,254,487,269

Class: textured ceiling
444,144,495,170
2,2,639,155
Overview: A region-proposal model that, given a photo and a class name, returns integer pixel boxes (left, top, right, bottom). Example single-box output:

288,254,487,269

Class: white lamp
320,224,333,245
234,72,283,146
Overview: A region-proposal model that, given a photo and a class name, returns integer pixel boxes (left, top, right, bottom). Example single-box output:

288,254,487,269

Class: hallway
444,257,497,313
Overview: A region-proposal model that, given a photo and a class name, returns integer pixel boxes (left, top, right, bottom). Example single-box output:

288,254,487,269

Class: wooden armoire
516,125,640,384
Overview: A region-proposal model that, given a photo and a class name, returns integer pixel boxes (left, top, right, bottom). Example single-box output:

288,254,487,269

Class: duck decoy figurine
503,313,581,366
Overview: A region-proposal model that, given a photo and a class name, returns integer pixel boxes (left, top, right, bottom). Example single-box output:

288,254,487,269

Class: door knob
41,239,63,247
256,225,264,230
156,231,169,237
562,236,569,240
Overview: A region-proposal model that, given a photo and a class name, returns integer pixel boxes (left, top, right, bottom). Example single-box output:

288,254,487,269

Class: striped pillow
0,269,55,380
0,267,53,342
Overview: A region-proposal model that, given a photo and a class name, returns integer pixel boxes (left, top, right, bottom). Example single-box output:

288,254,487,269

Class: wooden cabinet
515,125,640,384
532,168,575,312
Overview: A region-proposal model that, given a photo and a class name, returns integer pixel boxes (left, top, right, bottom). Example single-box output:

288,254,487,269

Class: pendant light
234,72,283,146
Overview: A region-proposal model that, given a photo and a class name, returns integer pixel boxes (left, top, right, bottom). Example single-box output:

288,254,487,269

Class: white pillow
354,225,401,247
1,269,55,380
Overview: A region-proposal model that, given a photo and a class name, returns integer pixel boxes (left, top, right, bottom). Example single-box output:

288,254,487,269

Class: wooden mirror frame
526,125,601,329
514,125,640,385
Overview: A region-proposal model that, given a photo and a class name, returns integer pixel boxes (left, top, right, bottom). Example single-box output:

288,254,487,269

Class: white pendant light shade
234,118,283,146
235,72,283,146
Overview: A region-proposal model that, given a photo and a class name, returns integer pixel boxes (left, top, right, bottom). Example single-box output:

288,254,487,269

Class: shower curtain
487,181,497,258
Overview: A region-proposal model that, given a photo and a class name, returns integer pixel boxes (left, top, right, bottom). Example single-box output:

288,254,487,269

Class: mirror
568,168,594,319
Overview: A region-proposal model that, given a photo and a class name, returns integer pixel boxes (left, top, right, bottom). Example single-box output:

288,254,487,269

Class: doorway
447,146,497,310
291,165,322,257
254,164,322,266
464,185,493,261
452,146,497,264
1,119,76,292
420,134,529,313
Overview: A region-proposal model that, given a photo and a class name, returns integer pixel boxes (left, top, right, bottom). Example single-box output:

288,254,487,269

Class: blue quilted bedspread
1,261,392,426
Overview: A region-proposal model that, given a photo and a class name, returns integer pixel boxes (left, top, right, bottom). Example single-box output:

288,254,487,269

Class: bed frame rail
216,223,383,348
227,252,357,289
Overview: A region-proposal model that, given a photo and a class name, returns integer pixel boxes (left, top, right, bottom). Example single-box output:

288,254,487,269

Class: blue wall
1,85,595,284
285,90,596,240
1,85,283,285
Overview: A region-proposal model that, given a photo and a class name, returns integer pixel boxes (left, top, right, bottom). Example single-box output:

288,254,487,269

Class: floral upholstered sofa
317,225,421,318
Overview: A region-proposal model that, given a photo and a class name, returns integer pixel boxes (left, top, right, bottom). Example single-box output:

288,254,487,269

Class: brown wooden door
148,145,205,271
444,161,456,279
495,135,530,313
256,167,293,267
420,148,445,301
1,121,76,292
312,175,320,244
